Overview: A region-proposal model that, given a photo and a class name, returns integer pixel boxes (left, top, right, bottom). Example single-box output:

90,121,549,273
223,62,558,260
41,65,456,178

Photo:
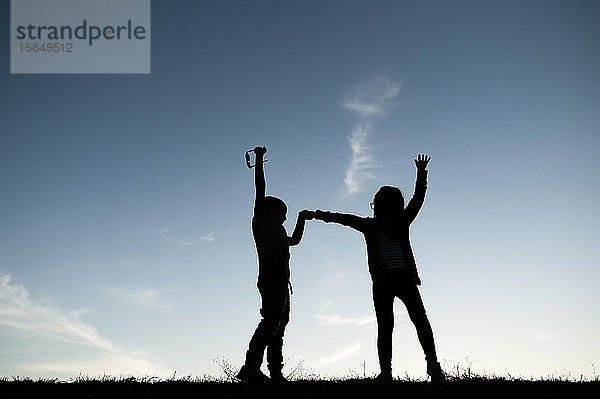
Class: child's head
372,186,404,220
265,196,287,224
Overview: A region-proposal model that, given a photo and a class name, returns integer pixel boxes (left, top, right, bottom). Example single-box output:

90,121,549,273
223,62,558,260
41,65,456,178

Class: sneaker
236,365,270,384
427,361,446,383
375,370,393,384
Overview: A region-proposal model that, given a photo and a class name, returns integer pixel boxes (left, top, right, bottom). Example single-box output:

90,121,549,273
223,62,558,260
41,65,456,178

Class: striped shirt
377,233,407,270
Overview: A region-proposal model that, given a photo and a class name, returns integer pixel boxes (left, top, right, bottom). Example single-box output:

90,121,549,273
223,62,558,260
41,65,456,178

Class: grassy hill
2,377,599,398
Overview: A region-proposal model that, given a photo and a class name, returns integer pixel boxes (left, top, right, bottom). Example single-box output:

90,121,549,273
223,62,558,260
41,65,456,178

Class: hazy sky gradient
1,0,599,379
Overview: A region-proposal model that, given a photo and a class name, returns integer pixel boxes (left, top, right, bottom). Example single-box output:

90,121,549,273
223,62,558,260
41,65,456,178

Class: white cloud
316,341,363,366
0,274,170,377
341,76,402,195
315,313,376,327
344,123,381,195
0,274,113,351
342,77,402,118
159,227,215,246
107,287,171,311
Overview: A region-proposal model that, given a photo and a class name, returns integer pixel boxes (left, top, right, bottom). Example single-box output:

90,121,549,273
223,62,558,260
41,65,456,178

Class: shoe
427,361,446,383
375,370,393,384
236,365,270,384
270,372,288,384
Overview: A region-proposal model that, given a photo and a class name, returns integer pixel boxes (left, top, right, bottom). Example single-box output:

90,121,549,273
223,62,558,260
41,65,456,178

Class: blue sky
1,0,599,379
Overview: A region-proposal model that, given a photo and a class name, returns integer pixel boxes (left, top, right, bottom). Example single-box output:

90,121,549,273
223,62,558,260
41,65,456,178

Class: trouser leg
266,292,290,375
372,279,395,373
398,282,437,362
246,320,275,368
245,285,288,369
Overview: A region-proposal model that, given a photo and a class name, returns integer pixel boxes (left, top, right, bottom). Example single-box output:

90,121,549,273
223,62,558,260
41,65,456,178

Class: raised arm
288,210,314,246
253,146,267,204
405,154,430,224
313,210,368,233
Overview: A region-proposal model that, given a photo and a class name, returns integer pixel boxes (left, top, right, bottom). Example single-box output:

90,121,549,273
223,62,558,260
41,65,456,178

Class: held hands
414,154,431,170
299,209,315,220
313,209,326,220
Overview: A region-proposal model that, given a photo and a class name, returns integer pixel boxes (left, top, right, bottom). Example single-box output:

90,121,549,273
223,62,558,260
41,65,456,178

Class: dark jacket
316,169,428,283
252,199,290,287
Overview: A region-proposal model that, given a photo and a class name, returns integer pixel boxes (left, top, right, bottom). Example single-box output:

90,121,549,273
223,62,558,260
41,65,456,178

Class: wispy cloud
0,274,113,350
342,77,402,118
159,227,215,246
106,287,172,311
315,309,403,327
342,76,402,195
344,123,381,195
315,313,376,327
0,274,169,376
316,341,363,366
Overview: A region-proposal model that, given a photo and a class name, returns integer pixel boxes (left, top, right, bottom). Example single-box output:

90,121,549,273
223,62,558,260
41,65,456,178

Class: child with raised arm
237,146,313,384
311,154,445,383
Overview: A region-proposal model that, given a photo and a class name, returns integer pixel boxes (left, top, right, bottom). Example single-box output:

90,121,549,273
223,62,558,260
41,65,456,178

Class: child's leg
245,286,288,369
396,282,437,362
266,291,290,376
372,278,395,373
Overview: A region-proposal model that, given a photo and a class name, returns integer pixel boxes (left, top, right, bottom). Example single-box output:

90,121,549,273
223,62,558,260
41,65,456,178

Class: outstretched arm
289,210,314,246
405,154,430,225
253,146,267,204
313,210,368,233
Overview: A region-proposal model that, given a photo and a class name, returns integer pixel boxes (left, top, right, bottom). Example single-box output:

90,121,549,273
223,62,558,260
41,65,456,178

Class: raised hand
253,146,267,156
414,154,431,170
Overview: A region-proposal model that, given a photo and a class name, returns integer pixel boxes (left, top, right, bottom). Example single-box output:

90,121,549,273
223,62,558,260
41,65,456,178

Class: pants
245,283,290,374
372,269,437,372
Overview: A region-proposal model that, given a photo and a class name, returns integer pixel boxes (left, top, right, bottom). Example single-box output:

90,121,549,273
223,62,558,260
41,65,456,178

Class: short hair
264,196,287,214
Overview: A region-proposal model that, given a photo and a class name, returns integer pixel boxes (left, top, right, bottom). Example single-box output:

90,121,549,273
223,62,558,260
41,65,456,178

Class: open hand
414,154,431,170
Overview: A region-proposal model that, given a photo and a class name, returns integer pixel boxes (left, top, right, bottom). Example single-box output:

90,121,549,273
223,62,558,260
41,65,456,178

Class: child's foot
426,361,446,383
270,372,288,384
236,365,270,384
375,370,393,384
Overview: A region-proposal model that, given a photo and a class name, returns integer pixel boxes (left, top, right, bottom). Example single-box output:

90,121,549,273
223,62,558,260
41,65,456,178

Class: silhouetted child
311,154,445,383
237,146,312,384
